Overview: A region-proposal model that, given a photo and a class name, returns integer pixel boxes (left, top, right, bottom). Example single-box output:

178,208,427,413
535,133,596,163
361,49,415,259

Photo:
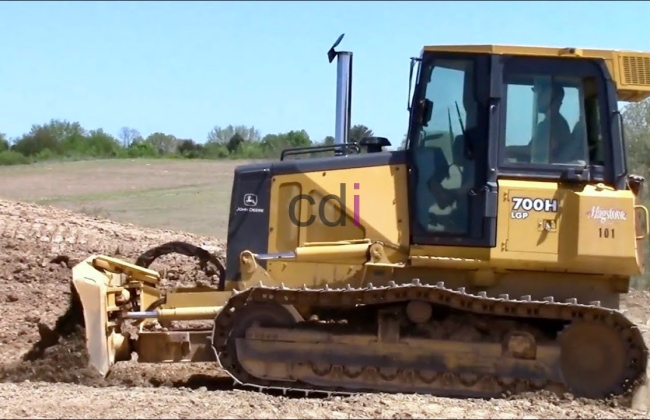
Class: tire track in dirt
1,198,650,418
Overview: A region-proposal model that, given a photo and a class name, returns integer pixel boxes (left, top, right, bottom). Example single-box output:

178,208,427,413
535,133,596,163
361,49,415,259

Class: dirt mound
0,277,109,387
0,326,105,386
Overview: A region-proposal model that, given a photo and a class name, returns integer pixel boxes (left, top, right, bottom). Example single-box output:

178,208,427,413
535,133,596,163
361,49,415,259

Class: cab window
503,74,603,166
411,58,477,235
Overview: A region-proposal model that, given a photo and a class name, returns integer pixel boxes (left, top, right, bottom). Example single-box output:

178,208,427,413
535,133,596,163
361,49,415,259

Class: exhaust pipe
328,34,352,157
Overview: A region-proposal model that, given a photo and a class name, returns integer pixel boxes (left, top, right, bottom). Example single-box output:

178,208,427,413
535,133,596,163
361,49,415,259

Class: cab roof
422,44,650,102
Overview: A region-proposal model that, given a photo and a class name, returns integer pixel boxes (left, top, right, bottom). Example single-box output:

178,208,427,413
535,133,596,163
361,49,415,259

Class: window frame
496,55,615,185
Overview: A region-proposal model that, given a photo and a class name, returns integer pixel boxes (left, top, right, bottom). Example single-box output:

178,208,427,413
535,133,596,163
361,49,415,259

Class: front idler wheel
558,320,628,398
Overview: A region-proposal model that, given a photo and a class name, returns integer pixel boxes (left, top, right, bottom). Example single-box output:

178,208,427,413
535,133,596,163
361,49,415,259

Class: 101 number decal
598,227,615,239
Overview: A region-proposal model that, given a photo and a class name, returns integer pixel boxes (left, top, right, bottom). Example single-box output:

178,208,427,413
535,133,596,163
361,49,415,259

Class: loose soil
1,198,650,418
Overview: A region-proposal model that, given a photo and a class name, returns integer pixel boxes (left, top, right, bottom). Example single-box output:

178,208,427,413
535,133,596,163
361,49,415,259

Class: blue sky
1,1,649,146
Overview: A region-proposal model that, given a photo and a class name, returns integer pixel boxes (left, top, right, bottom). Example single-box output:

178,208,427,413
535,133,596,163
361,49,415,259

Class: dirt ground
2,198,650,418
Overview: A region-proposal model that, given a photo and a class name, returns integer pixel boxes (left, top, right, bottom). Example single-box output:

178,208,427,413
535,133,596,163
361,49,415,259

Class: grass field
0,159,258,238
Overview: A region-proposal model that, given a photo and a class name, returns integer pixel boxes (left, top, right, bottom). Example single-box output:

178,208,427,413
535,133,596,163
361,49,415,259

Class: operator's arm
506,119,552,162
505,135,537,162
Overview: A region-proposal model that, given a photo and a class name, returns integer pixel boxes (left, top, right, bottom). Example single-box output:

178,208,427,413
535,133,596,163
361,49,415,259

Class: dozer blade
71,257,116,377
72,255,144,376
69,252,223,377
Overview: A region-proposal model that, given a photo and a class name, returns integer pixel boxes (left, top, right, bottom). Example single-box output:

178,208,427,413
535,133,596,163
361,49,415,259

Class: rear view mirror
420,99,433,127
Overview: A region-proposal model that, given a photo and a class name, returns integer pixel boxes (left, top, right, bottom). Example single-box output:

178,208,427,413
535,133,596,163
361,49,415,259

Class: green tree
622,100,650,180
621,98,650,289
203,142,230,158
13,119,85,157
227,133,245,154
0,133,8,151
207,125,261,144
14,126,59,156
399,133,408,150
349,124,374,144
118,127,142,147
261,130,312,157
177,139,206,158
126,139,159,158
145,132,178,155
85,129,122,157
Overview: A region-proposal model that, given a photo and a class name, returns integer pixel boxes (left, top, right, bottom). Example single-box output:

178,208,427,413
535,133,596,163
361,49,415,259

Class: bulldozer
70,34,650,400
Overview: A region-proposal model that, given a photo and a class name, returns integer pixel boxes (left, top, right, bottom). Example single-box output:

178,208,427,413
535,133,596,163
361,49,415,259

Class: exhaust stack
328,34,352,157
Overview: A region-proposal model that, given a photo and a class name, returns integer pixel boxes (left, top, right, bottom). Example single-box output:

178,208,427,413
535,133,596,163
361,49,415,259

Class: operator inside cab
508,78,587,165
534,81,572,161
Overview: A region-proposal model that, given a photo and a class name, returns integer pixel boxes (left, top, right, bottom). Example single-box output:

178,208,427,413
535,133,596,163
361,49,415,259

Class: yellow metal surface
71,257,115,377
267,164,410,254
136,331,215,363
409,180,641,278
265,163,409,288
493,179,639,275
294,241,371,263
164,290,232,309
140,284,162,312
92,255,161,285
422,44,650,102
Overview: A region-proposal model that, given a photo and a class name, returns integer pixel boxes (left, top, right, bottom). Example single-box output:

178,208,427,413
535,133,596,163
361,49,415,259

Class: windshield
413,59,476,163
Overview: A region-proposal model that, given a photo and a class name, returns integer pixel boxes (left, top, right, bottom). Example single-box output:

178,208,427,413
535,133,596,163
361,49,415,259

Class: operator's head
534,81,564,114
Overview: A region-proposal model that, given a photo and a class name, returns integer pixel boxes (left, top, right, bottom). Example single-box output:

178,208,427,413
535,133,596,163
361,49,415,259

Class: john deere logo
243,194,258,207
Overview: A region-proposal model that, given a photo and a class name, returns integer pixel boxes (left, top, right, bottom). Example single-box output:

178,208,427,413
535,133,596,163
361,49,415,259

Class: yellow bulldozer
70,34,650,399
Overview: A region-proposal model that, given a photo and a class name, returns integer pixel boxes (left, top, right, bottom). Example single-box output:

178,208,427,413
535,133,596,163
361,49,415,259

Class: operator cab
405,45,636,248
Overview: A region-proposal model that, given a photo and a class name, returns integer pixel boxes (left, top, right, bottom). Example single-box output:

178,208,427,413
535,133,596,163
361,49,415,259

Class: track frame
212,280,649,399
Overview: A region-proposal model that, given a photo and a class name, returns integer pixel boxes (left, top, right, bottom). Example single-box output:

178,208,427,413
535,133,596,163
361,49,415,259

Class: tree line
0,121,383,166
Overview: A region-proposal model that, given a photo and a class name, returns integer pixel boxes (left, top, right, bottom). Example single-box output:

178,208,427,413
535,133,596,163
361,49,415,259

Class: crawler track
212,280,649,399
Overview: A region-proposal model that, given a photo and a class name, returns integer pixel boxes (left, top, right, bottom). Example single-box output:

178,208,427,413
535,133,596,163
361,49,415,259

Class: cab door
407,52,498,248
